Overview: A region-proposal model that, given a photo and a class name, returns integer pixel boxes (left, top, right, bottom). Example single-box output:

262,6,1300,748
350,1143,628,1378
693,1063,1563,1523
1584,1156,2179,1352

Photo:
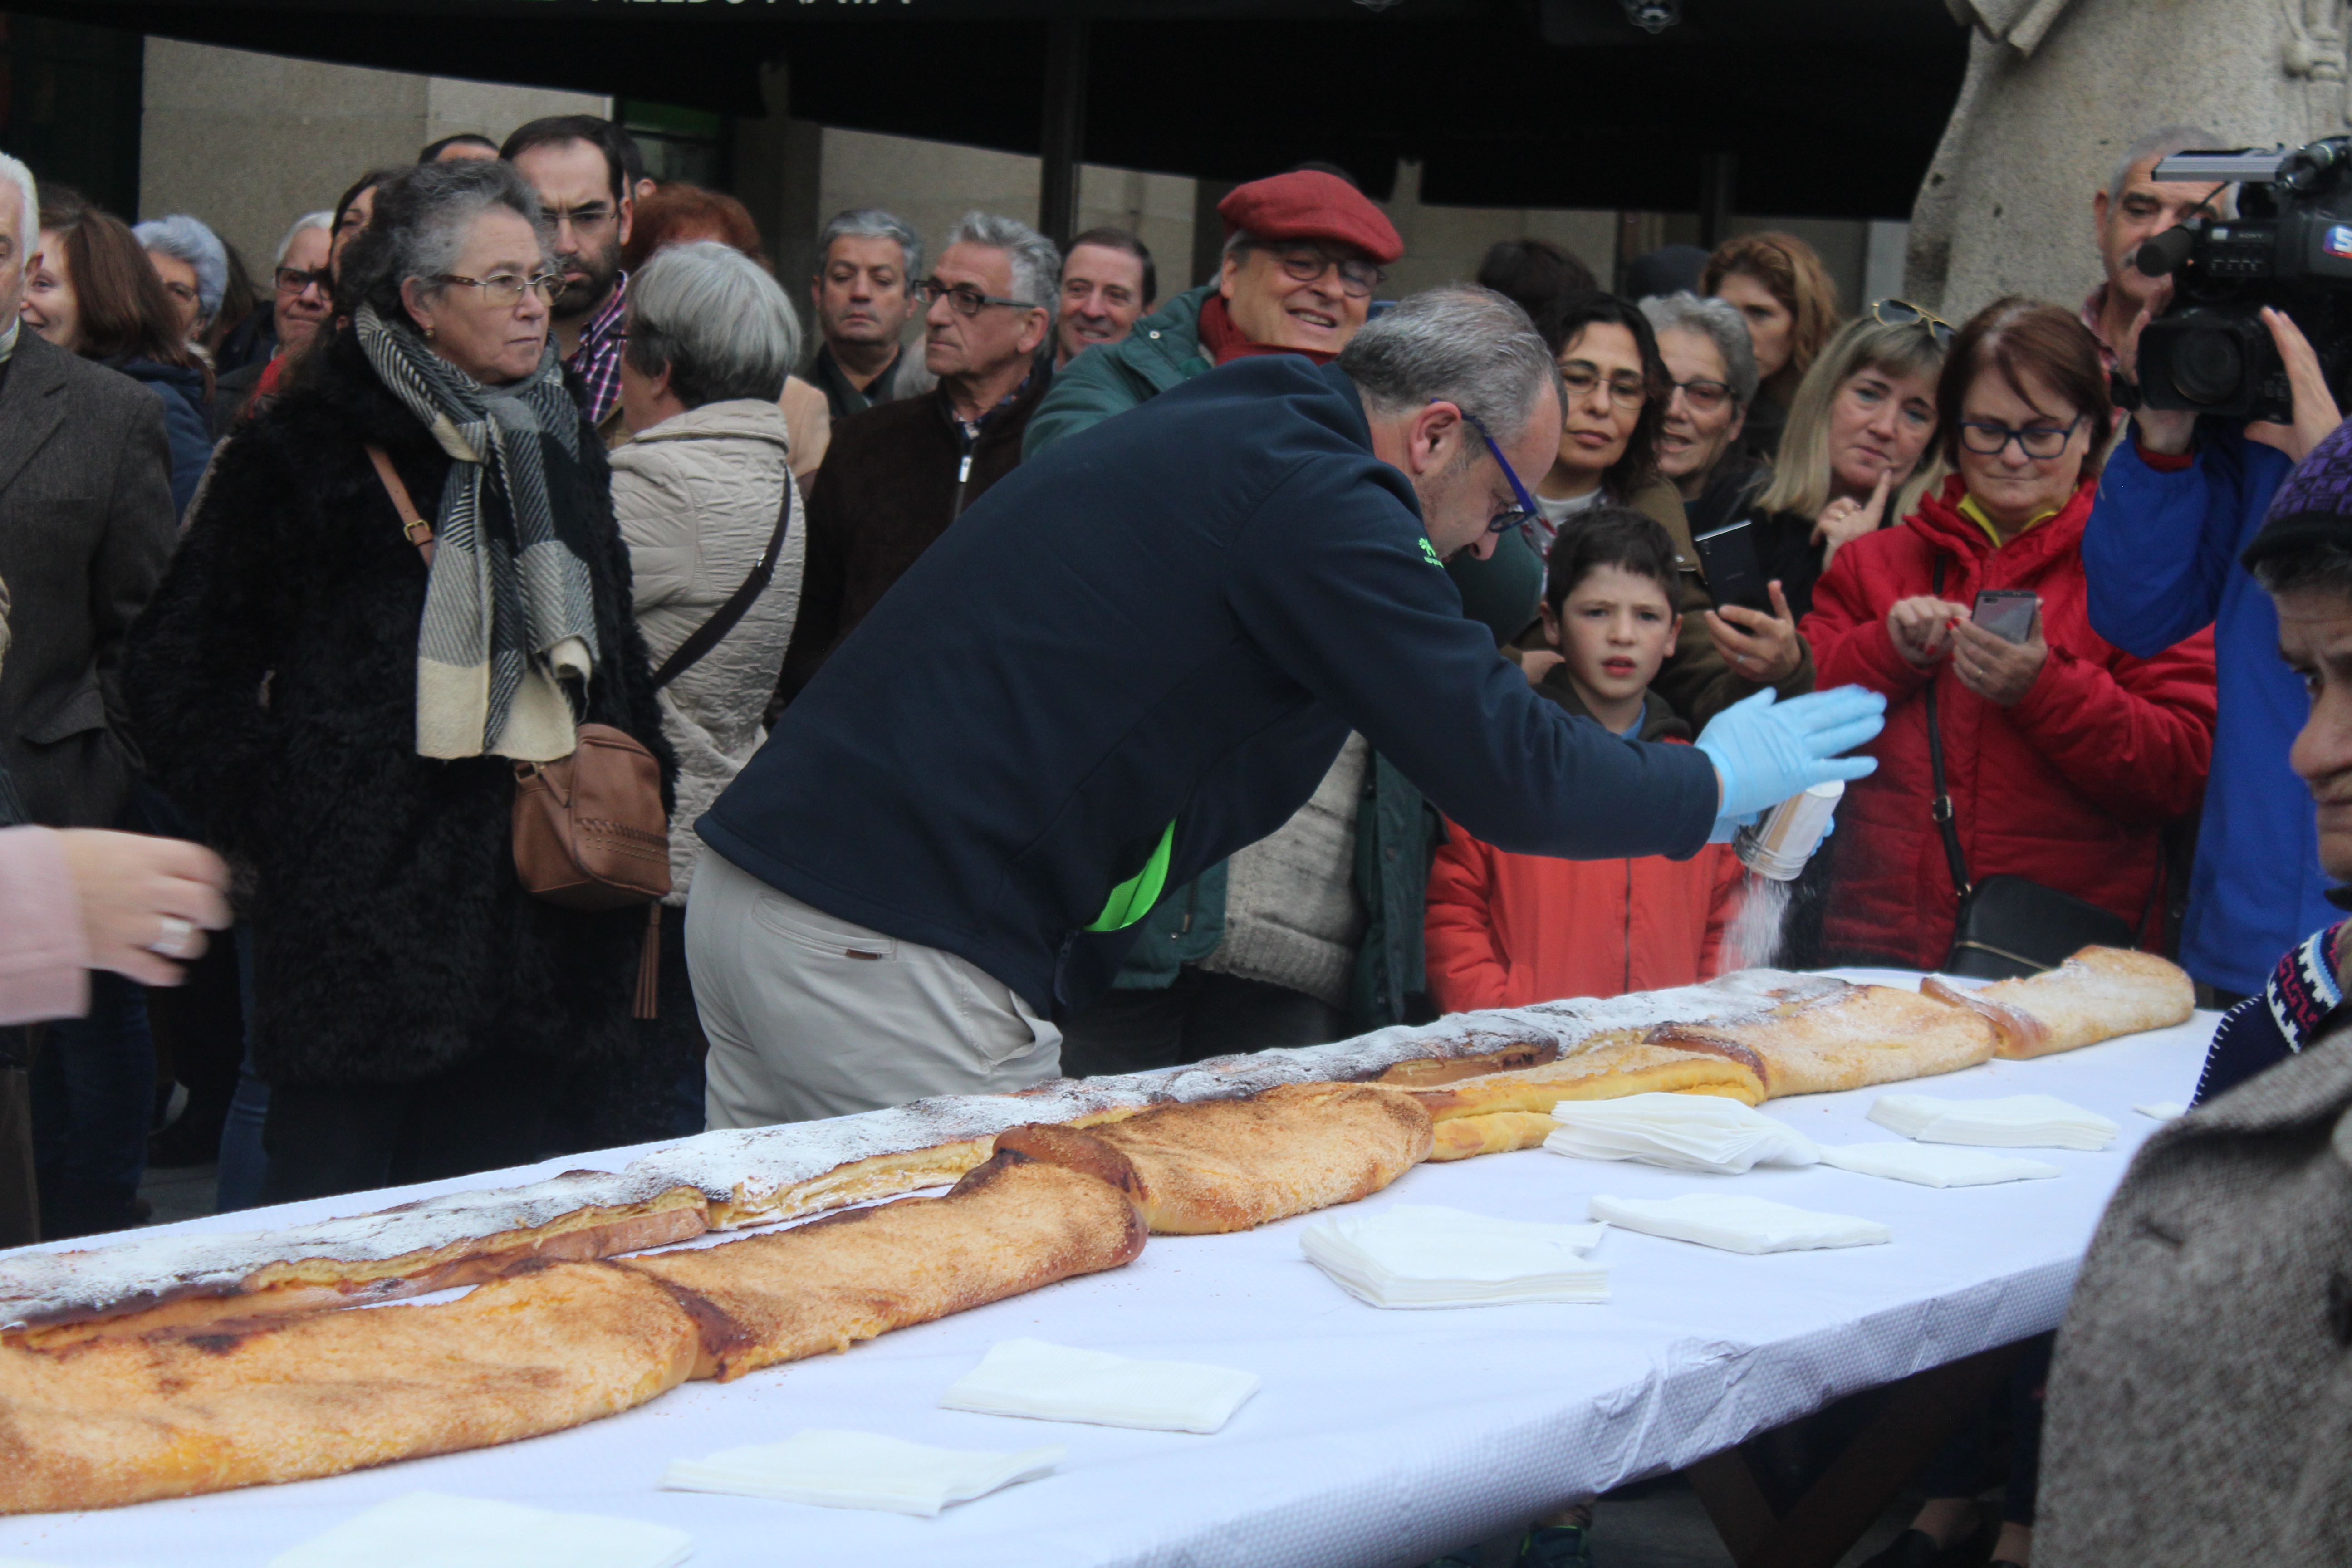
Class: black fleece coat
123,331,676,1089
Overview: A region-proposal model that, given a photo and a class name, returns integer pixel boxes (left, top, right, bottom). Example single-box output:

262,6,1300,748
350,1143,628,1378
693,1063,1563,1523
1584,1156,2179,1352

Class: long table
0,972,2217,1568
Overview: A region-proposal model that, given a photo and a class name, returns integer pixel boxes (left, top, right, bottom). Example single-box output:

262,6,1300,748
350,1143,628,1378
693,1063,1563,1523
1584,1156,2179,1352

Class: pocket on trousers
749,895,897,961
948,954,1051,1070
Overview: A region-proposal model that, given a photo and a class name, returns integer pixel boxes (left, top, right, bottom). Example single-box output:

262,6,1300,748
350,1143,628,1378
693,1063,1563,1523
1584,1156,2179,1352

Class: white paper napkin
1300,1203,1609,1308
2135,1101,2188,1122
1869,1093,2117,1150
1542,1093,1819,1174
940,1338,1259,1434
1819,1142,2062,1188
1588,1193,1891,1254
266,1492,692,1568
662,1429,1062,1517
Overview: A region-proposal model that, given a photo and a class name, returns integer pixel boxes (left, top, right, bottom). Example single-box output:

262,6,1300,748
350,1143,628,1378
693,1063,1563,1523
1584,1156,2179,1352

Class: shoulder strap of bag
650,477,794,691
364,444,436,565
1925,557,1973,901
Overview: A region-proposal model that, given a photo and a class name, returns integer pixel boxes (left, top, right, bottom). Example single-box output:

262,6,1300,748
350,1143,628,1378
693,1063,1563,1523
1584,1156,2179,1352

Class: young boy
1425,508,1743,1009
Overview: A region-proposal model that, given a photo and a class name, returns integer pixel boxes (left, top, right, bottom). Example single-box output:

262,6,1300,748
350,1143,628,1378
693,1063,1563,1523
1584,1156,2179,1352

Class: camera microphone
2134,225,2199,279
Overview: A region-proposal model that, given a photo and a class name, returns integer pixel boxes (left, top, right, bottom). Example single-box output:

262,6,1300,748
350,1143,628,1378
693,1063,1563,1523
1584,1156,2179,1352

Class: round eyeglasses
437,272,562,307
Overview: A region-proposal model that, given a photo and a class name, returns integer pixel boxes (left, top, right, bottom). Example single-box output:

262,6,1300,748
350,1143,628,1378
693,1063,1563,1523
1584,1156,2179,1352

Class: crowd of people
0,105,2346,1568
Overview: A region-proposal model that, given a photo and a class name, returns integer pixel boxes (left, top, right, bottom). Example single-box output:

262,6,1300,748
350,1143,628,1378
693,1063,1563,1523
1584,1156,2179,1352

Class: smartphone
1691,519,1772,613
1973,588,2038,644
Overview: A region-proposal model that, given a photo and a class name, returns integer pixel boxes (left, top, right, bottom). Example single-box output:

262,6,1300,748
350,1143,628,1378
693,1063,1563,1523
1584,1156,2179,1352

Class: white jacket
610,399,802,902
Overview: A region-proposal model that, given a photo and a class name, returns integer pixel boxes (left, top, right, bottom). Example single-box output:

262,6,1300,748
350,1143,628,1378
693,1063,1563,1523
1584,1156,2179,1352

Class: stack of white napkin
266,1493,692,1568
1300,1203,1609,1308
1869,1093,2118,1150
662,1429,1062,1517
1588,1193,1891,1254
1819,1143,2062,1188
939,1338,1259,1434
1542,1093,1819,1174
2135,1101,2188,1122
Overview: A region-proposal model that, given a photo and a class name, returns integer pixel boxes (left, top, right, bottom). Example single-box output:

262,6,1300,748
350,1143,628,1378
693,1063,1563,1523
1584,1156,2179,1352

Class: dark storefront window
620,100,728,191
0,14,143,217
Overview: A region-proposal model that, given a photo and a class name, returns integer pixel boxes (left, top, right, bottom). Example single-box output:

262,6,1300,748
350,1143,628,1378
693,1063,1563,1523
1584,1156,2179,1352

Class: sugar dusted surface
0,1168,686,1328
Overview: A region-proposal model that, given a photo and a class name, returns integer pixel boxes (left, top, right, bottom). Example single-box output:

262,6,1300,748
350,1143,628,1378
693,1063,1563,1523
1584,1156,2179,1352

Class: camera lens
2173,327,2244,405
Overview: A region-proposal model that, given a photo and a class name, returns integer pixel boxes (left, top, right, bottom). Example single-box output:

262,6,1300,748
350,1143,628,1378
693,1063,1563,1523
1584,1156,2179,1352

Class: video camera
2135,138,2352,423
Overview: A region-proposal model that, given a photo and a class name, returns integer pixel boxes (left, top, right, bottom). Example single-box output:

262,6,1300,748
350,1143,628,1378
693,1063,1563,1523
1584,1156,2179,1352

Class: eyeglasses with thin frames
915,277,1039,317
1956,416,2081,460
1559,360,1648,410
541,205,620,237
1665,376,1735,414
1459,408,1547,536
437,271,563,308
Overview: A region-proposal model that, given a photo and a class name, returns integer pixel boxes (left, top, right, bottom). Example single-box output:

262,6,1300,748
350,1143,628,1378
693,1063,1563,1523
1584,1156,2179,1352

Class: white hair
943,210,1060,321
1641,290,1759,407
2110,124,2220,207
0,153,35,253
133,213,230,322
1338,284,1564,448
626,240,802,407
274,209,334,269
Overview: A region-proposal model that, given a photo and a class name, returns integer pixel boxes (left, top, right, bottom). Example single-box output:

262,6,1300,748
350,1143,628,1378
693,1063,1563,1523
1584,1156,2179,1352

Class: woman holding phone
1797,297,2216,977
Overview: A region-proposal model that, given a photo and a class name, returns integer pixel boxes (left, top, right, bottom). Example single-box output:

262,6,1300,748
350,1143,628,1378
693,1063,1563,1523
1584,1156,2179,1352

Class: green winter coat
1024,281,1534,1033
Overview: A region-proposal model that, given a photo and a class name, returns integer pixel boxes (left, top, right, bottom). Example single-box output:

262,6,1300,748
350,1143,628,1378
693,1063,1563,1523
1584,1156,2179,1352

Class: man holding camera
2083,143,2346,1004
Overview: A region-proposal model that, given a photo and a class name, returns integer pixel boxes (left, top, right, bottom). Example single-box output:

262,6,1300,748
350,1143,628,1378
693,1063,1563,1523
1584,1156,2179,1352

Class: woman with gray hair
1639,290,1761,535
133,213,228,342
611,239,804,1135
123,157,673,1200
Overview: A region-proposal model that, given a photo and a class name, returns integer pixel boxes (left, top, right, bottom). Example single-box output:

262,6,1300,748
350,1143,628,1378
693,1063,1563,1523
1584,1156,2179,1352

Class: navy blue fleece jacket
699,357,1719,1015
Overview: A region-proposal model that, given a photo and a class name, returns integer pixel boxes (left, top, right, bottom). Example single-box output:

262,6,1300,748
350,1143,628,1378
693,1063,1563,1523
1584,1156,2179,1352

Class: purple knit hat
2245,416,2352,574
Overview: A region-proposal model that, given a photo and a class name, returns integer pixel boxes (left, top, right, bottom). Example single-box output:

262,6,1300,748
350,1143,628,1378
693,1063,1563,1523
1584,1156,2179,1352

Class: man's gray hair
815,207,923,287
2110,124,2221,206
626,240,802,408
133,213,230,322
1640,291,1758,407
1338,284,1563,448
943,210,1060,319
0,154,35,253
274,209,335,269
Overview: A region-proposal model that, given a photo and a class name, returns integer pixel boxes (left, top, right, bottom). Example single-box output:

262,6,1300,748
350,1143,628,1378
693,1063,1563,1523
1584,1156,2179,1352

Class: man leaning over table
684,284,1886,1129
2037,421,2352,1565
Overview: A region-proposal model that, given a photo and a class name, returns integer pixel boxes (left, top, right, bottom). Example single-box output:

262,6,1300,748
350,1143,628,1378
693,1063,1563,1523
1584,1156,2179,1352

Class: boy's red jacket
1425,681,1744,1009
1798,472,2216,970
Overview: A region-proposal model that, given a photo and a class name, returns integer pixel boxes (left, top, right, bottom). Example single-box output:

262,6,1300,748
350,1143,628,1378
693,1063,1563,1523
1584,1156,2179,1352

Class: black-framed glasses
1872,298,1955,345
1956,416,2081,459
438,271,562,307
914,277,1039,316
274,266,331,298
1558,359,1649,410
1459,407,1546,535
1666,376,1736,414
1259,243,1385,299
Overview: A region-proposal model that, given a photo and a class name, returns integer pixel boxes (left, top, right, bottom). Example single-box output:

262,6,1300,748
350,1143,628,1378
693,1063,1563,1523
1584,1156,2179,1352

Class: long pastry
1648,984,1999,1097
1413,1040,1772,1161
994,1082,1433,1234
1920,946,2195,1058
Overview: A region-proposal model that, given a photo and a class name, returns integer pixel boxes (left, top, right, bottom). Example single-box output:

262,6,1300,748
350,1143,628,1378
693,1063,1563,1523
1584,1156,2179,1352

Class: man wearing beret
688,286,1884,1127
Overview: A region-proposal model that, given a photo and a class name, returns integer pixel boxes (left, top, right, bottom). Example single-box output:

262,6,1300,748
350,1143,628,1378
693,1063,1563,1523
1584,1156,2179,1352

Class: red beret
1217,171,1403,266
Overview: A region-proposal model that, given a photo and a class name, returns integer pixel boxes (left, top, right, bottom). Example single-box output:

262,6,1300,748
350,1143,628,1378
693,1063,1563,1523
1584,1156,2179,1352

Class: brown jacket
2039,996,2352,1564
776,368,1050,707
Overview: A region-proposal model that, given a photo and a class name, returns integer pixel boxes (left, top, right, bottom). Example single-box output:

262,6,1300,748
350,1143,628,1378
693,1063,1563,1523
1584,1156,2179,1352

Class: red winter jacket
1425,696,1743,1009
1798,473,2216,970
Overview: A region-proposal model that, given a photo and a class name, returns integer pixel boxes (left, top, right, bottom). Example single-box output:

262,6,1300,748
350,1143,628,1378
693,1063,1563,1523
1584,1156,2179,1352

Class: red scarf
1196,293,1338,367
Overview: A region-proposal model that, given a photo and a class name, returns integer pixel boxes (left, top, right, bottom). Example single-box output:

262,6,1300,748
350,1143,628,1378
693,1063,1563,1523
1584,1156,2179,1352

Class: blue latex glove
1695,685,1886,825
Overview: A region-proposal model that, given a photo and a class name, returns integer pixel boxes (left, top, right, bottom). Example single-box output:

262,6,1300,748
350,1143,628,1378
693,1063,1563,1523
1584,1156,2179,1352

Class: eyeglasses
437,271,562,307
914,277,1039,316
1956,416,2081,459
1559,359,1648,410
274,266,331,298
1666,376,1736,414
542,205,619,236
1260,243,1385,299
1459,408,1546,536
1871,298,1955,345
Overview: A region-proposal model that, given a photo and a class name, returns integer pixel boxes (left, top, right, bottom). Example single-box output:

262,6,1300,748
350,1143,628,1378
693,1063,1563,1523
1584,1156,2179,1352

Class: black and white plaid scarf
355,304,602,761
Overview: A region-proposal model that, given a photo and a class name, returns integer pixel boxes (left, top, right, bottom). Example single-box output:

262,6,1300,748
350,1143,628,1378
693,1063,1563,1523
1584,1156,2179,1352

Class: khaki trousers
685,848,1061,1128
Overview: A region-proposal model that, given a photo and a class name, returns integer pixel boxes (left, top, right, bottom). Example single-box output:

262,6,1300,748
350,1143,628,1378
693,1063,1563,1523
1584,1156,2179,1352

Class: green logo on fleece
1417,537,1444,567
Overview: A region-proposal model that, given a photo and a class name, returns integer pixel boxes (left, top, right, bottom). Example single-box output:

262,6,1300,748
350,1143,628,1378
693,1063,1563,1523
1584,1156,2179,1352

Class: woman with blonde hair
1703,230,1843,452
1749,305,1949,619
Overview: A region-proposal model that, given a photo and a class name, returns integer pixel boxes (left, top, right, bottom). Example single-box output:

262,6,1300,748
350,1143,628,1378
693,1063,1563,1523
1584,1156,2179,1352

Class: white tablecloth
0,974,2218,1568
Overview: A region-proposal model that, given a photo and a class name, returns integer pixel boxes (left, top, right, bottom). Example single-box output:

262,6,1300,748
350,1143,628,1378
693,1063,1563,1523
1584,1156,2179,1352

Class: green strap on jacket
1087,819,1176,932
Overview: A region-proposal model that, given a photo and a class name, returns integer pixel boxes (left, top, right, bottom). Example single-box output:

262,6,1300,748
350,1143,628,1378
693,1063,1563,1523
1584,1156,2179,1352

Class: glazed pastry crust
1649,985,1999,1098
1922,947,2194,1059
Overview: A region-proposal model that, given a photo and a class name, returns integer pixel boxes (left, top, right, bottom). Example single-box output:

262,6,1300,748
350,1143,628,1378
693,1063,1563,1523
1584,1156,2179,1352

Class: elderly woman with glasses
1798,296,2215,975
125,157,673,1202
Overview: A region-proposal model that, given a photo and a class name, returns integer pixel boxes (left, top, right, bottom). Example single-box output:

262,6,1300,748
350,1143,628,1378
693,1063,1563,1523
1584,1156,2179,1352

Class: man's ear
2092,188,2111,243
616,193,635,249
1016,307,1052,358
1412,399,1465,477
1218,248,1241,302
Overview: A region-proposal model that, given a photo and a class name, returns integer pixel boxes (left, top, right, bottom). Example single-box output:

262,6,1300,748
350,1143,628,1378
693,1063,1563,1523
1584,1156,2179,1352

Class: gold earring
424,325,435,339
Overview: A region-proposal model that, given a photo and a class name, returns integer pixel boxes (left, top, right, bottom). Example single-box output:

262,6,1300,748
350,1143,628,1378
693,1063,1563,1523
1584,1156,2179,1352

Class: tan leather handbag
367,446,670,1012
